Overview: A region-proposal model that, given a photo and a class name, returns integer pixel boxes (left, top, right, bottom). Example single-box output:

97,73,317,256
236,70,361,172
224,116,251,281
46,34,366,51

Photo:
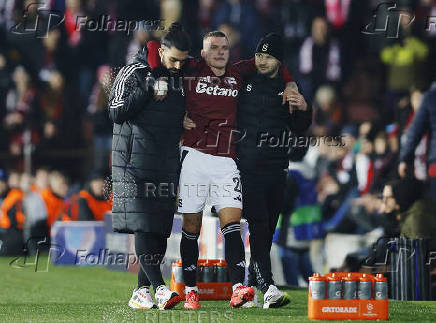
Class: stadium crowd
0,0,436,286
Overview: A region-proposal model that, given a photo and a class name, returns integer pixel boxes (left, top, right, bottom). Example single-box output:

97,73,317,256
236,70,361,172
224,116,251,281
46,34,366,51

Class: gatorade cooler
170,259,232,300
308,272,388,320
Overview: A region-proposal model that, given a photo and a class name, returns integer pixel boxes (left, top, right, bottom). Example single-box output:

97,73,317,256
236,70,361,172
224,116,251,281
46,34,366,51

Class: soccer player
237,34,312,308
147,31,296,309
109,23,190,310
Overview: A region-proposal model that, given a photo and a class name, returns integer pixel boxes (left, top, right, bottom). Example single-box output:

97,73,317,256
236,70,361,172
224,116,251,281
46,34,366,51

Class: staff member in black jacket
237,33,312,308
109,23,189,310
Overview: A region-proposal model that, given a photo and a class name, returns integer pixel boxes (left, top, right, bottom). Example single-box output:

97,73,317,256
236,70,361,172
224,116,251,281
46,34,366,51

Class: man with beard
236,33,312,308
109,22,189,310
147,31,296,309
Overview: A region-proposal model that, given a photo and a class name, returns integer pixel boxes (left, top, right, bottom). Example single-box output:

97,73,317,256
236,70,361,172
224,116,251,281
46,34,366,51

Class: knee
219,208,242,227
182,215,201,234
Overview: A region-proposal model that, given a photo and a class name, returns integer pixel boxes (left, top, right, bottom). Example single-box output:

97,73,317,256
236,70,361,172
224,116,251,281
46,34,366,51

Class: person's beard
258,66,279,78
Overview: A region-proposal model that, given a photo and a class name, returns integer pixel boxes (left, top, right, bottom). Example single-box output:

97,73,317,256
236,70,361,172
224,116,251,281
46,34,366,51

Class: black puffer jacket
237,72,312,173
109,51,185,236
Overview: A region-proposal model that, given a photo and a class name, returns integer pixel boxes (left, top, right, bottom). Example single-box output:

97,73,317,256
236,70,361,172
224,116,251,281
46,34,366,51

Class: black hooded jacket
237,72,312,173
108,50,185,236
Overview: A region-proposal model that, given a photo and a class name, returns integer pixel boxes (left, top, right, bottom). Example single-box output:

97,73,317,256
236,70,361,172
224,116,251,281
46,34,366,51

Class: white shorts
177,146,242,213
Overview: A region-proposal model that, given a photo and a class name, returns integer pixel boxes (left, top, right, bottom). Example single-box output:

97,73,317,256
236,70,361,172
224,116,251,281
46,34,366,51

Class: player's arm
234,58,297,110
233,58,294,83
108,66,152,124
398,93,430,177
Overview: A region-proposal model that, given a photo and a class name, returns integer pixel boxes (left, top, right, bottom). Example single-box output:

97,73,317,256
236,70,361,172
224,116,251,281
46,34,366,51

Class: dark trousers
429,177,436,202
241,170,286,293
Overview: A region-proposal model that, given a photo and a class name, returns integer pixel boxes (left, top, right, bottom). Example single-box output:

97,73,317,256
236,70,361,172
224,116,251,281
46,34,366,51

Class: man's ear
200,49,205,59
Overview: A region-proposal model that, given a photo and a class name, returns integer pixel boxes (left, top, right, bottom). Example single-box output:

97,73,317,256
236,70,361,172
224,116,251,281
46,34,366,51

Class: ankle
185,286,198,293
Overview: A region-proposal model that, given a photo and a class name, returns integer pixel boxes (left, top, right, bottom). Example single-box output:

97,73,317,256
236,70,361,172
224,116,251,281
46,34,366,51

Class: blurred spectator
218,22,242,62
380,178,436,239
86,65,112,171
399,81,436,201
37,70,65,147
39,29,72,81
212,0,263,58
370,131,398,192
4,66,40,157
0,169,7,205
0,171,25,255
77,170,111,221
64,0,81,46
0,53,9,150
22,168,50,252
299,17,341,98
312,85,343,136
398,88,427,181
380,19,428,121
126,29,151,65
40,170,69,229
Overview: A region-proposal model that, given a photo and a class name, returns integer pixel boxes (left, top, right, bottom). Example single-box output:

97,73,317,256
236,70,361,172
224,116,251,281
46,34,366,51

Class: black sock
221,222,245,286
135,232,167,292
180,229,200,287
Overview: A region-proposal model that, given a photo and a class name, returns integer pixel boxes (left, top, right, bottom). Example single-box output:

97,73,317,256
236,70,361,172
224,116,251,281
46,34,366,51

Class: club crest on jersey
198,76,212,83
262,43,269,51
224,77,237,86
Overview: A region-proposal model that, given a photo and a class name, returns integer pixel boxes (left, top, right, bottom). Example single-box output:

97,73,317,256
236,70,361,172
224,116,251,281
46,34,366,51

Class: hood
134,47,148,66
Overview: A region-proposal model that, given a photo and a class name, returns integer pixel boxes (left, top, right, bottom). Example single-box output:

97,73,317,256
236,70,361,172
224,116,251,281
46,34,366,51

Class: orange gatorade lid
309,273,327,299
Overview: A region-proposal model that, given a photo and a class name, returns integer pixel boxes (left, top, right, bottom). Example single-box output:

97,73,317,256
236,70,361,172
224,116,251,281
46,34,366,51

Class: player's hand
398,162,407,178
285,89,307,114
153,78,168,101
183,114,196,130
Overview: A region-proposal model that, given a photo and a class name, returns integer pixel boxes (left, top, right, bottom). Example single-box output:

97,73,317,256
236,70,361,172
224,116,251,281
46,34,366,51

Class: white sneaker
263,285,290,309
242,286,260,308
128,287,157,309
155,285,182,310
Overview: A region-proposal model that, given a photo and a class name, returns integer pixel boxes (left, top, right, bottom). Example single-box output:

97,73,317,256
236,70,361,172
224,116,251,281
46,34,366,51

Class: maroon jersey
181,58,259,158
147,41,294,158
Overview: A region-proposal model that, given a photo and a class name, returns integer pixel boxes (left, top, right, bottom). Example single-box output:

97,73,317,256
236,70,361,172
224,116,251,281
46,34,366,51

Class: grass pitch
0,257,435,322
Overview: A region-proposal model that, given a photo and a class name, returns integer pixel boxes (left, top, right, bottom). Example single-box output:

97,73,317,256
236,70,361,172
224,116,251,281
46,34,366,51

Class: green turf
0,257,435,322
